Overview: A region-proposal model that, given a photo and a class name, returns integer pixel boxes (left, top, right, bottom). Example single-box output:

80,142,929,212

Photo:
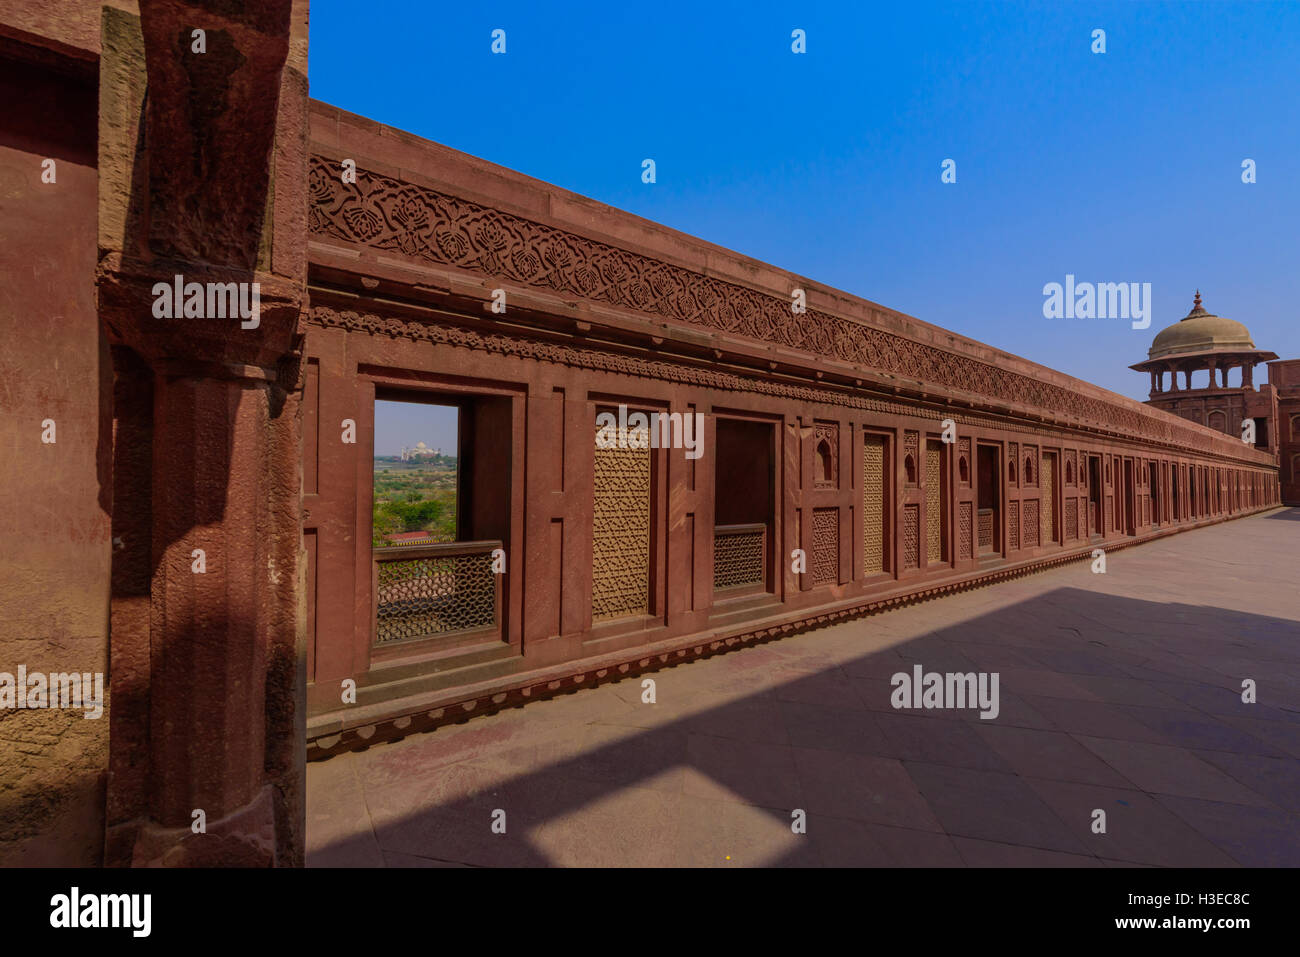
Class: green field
373,456,458,546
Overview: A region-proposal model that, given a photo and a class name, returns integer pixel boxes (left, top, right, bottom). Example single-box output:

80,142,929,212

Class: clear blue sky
312,0,1300,455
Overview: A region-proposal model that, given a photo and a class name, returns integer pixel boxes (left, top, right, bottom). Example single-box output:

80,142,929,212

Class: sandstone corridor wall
0,6,1282,867
302,103,1280,757
0,17,108,865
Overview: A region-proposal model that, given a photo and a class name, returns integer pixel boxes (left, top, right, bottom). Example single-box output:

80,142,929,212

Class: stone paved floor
308,508,1300,867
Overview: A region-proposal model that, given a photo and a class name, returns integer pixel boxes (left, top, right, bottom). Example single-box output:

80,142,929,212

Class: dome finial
1184,289,1208,320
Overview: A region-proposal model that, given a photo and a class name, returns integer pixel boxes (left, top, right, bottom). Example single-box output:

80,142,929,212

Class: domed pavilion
1132,291,1276,395
1130,292,1278,442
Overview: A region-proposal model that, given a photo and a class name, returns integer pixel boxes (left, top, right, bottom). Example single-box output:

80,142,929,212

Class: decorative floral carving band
308,304,1263,465
307,155,1256,461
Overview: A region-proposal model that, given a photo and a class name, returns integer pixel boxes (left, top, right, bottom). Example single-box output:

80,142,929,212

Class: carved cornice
306,303,1272,467
305,155,1267,464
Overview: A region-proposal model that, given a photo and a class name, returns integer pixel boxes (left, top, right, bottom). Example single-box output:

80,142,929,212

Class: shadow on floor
308,564,1300,867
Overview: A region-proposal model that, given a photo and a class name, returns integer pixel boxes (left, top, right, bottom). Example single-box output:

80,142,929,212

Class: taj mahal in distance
398,441,449,462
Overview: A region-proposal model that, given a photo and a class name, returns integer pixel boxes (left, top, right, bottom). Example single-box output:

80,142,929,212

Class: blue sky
310,1,1300,454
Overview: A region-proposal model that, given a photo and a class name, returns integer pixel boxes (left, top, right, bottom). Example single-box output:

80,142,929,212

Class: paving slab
308,508,1300,866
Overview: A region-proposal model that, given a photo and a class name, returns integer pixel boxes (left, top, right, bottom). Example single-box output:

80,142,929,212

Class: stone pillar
100,284,305,869
1243,363,1254,388
142,369,273,859
97,0,309,866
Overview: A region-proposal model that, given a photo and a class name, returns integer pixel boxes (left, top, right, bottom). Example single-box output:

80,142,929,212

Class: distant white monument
399,441,443,462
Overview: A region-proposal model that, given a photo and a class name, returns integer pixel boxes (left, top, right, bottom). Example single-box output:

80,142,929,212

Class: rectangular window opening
713,417,776,597
370,395,509,649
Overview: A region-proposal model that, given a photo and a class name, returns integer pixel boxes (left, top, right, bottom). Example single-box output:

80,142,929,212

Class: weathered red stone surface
100,0,309,868
300,103,1280,760
0,1,1286,869
1269,359,1300,505
0,30,106,867
3,0,309,867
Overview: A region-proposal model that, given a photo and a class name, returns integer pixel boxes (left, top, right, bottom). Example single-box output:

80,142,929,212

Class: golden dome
1148,292,1255,360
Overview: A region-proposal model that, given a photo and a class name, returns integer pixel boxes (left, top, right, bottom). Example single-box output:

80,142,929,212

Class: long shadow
1263,507,1300,521
308,584,1300,868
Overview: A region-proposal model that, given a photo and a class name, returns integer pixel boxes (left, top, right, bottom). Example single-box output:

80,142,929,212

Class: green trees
372,464,457,546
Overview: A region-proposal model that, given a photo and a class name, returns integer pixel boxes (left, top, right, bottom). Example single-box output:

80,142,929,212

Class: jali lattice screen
959,502,973,560
375,551,496,643
714,526,764,590
862,434,885,575
926,441,942,564
592,423,651,621
1024,500,1040,548
1041,454,1055,544
811,508,839,585
903,505,920,569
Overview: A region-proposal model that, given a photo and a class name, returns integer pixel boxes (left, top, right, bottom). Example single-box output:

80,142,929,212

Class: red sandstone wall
1270,359,1300,504
0,50,110,865
300,101,1280,751
301,290,1281,751
0,0,103,59
305,101,1272,471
